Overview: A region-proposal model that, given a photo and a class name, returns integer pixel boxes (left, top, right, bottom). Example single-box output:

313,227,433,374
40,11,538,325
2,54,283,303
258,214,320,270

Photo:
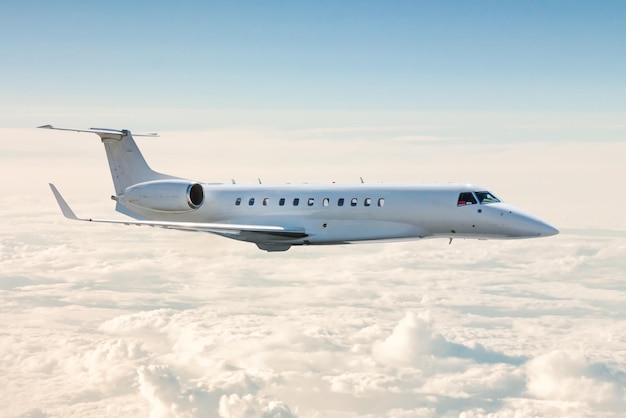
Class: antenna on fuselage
360,177,364,184
258,178,262,184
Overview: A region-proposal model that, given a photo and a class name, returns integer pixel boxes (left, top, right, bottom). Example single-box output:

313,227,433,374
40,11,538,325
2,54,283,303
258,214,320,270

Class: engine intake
121,180,204,213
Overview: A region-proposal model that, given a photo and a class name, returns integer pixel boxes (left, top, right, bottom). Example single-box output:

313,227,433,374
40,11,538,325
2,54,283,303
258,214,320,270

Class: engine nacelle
120,180,204,213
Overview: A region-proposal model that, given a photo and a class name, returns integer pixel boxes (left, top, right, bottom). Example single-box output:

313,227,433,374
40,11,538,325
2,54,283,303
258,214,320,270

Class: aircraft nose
516,213,559,238
534,220,559,237
490,203,559,238
513,212,559,238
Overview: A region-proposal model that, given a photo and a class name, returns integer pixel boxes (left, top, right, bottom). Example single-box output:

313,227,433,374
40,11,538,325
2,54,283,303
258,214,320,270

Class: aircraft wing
49,184,307,239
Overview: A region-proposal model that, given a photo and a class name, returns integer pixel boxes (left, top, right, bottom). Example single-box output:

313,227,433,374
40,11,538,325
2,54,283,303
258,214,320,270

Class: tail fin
39,125,176,194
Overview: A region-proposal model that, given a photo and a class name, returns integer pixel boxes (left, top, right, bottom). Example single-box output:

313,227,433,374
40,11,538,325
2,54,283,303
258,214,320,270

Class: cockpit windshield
457,192,477,206
474,191,500,204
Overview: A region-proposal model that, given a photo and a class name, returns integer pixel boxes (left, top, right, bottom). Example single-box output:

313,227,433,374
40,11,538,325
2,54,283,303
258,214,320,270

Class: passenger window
378,198,385,207
263,198,269,206
338,198,345,207
279,198,285,206
308,198,315,206
323,198,329,207
351,198,358,207
249,198,255,206
364,198,371,207
457,192,477,206
293,198,300,206
235,198,242,206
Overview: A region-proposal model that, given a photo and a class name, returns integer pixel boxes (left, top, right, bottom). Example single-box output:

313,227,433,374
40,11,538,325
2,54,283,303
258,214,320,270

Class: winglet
49,184,79,220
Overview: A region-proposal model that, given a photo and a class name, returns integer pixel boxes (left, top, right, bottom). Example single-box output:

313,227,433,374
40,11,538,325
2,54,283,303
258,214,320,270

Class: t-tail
38,125,176,194
38,125,206,219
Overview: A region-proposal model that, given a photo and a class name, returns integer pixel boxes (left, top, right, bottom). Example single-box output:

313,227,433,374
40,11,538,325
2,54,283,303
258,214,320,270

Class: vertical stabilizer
100,130,173,194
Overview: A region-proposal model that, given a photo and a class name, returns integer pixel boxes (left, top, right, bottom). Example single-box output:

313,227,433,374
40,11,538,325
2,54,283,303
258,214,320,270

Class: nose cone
489,203,559,238
533,220,559,237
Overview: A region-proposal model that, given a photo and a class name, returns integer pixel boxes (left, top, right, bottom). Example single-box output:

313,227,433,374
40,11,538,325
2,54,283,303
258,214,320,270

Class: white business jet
41,125,558,252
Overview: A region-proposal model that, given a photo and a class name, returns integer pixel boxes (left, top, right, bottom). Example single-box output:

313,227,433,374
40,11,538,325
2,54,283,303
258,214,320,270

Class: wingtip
38,124,53,129
49,183,79,220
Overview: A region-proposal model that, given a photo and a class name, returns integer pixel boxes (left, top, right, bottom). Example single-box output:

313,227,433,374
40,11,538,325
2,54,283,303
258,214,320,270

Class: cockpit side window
475,191,500,204
457,192,477,206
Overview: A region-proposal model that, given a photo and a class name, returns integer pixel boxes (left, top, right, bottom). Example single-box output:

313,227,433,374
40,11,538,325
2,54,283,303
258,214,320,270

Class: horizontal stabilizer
38,125,158,137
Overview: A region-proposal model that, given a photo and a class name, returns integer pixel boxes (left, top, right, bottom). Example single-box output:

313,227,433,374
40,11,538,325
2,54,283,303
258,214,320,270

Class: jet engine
120,180,204,212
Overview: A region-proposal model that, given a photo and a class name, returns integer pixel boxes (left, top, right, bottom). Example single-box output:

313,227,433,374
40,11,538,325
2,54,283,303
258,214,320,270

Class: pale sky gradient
1,2,626,417
1,1,625,128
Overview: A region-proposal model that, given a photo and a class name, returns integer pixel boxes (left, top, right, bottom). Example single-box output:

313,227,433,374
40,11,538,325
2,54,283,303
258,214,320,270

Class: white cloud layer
1,128,625,417
526,350,625,409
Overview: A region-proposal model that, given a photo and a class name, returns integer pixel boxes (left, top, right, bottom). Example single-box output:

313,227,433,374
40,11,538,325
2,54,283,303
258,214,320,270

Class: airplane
41,125,558,252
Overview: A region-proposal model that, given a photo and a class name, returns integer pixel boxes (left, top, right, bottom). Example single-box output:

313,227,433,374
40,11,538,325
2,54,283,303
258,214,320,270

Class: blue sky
1,0,625,128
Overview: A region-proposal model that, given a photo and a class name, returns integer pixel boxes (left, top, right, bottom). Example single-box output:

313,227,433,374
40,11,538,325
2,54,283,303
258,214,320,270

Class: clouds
2,232,626,417
526,350,625,409
1,128,626,417
373,311,523,368
374,311,436,367
218,394,296,418
2,201,626,417
137,364,218,418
